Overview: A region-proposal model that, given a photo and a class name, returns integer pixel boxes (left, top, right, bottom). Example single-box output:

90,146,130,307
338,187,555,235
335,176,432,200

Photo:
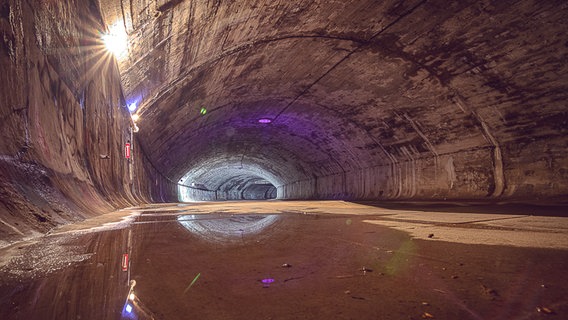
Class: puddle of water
177,214,280,244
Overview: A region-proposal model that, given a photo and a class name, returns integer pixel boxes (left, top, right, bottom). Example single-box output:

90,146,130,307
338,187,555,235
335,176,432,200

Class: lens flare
103,21,128,57
385,240,416,275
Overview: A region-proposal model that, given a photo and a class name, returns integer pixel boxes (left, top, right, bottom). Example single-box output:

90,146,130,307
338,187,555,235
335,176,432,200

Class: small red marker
125,143,131,159
121,253,129,271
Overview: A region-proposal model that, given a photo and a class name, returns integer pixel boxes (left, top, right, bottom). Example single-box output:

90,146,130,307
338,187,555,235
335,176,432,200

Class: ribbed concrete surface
0,0,566,246
98,0,567,201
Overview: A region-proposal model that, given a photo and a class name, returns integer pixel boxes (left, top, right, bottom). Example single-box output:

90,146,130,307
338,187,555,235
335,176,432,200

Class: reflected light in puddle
177,214,280,243
121,283,157,319
261,278,275,288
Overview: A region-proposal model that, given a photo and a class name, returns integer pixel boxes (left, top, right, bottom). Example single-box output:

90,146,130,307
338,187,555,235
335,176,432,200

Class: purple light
125,304,133,313
258,118,272,124
261,278,275,284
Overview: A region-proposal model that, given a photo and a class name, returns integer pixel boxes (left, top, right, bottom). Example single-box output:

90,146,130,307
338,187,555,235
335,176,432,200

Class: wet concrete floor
0,201,567,319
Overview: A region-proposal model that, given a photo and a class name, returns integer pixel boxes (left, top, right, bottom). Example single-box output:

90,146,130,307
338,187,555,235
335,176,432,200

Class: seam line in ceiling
136,34,367,113
271,0,428,122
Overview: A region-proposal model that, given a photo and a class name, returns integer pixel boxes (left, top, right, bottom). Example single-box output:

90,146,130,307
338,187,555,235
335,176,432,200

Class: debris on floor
421,311,434,318
481,284,499,298
536,306,555,315
281,263,292,268
332,275,355,279
361,266,373,273
283,276,304,282
428,233,434,238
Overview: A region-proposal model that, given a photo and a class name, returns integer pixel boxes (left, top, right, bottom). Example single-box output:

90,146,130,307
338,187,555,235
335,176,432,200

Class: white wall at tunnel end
178,184,216,202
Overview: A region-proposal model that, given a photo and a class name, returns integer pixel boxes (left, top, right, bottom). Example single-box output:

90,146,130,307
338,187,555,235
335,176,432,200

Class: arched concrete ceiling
98,0,567,199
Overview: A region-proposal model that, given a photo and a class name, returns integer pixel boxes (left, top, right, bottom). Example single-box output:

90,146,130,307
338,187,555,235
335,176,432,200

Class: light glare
103,22,128,57
128,103,137,112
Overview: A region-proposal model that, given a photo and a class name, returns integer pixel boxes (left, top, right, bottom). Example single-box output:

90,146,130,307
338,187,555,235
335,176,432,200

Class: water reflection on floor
177,214,281,244
2,202,567,320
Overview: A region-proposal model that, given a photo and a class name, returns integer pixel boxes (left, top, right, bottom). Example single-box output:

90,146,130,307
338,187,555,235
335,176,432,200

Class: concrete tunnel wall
0,0,180,244
101,0,565,202
0,0,567,242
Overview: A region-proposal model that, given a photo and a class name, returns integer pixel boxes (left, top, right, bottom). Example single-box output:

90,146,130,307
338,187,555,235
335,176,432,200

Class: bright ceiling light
128,102,137,112
103,22,128,57
131,114,139,122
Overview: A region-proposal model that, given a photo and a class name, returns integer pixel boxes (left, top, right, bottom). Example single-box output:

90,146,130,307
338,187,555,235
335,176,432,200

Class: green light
200,107,207,115
183,273,201,294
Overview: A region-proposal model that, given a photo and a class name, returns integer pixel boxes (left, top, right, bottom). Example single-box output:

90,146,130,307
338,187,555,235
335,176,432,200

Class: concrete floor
0,201,567,319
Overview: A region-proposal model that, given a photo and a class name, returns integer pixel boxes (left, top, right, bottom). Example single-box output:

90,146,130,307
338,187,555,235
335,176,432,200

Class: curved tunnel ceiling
98,0,567,200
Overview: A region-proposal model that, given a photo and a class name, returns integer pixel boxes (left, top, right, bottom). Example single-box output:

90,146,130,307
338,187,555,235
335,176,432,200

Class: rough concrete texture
0,0,177,245
0,0,567,241
98,0,567,201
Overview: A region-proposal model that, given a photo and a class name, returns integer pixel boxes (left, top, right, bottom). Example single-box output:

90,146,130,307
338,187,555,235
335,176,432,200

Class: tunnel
0,0,567,319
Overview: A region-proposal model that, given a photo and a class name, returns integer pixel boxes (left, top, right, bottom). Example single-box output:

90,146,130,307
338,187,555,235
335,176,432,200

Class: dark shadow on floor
349,200,568,217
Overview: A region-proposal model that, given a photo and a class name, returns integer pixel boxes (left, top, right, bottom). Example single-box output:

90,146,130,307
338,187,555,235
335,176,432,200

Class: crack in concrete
368,214,568,234
446,215,530,225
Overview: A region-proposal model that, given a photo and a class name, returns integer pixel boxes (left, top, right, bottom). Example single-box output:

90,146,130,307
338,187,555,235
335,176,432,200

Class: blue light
128,103,137,112
125,304,133,313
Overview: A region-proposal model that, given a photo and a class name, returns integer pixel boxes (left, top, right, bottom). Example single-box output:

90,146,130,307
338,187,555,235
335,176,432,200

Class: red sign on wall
125,143,131,159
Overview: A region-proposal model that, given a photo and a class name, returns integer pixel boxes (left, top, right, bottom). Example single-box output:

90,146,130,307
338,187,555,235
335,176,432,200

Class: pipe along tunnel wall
1,0,567,244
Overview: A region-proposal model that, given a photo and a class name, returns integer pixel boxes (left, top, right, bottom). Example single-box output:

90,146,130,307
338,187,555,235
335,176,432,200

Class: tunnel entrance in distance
241,181,277,200
178,174,278,202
